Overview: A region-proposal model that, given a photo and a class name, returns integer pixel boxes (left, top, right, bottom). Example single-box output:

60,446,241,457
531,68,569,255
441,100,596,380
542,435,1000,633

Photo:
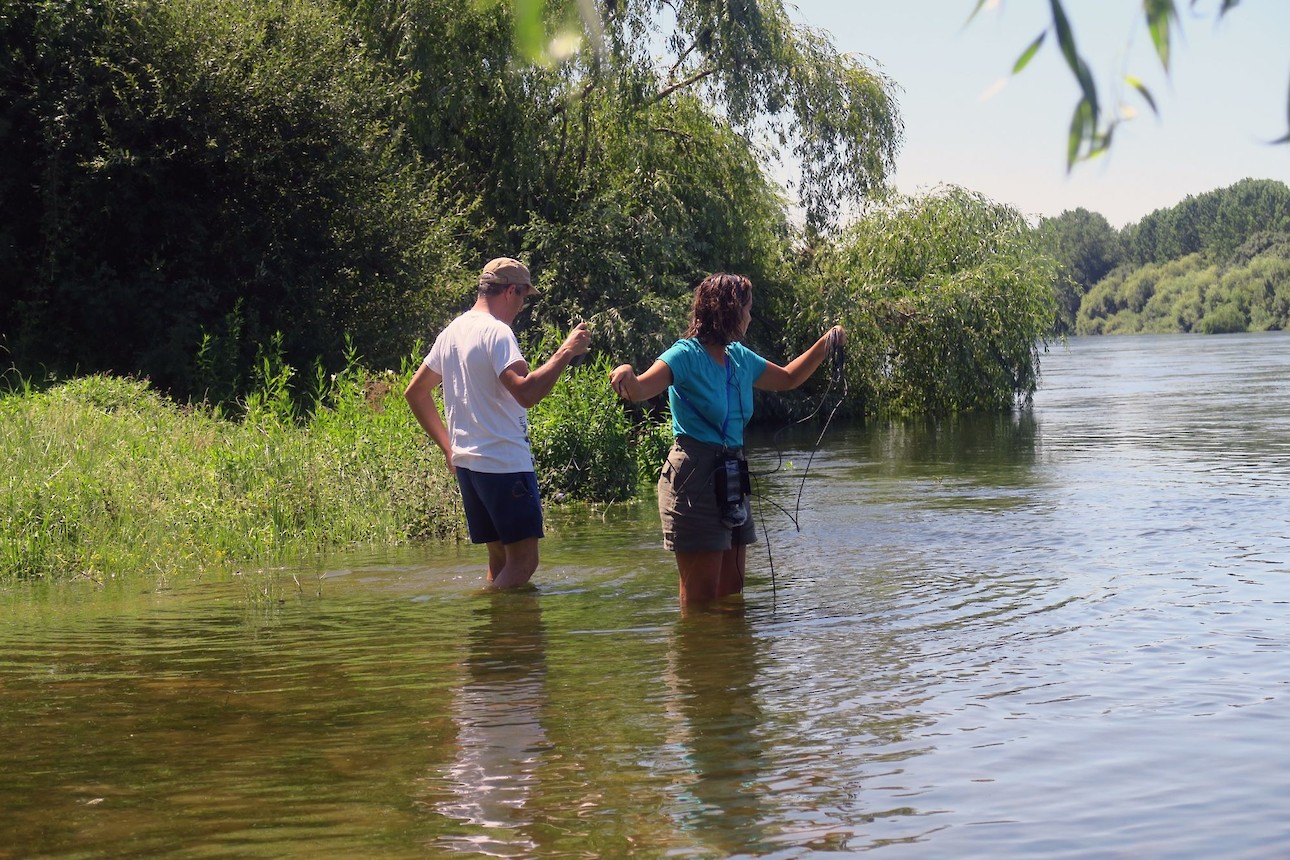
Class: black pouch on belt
714,453,751,528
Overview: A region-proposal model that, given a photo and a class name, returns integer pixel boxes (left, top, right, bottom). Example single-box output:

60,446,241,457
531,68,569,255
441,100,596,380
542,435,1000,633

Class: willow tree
603,0,903,231
345,0,902,230
340,0,903,364
803,187,1058,416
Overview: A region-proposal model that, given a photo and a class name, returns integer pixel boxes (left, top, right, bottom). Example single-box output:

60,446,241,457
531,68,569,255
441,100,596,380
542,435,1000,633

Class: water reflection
429,592,551,857
863,411,1039,474
663,606,769,855
758,409,1039,481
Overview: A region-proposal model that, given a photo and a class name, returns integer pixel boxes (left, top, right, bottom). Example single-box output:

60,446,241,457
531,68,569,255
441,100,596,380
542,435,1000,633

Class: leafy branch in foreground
970,0,1289,167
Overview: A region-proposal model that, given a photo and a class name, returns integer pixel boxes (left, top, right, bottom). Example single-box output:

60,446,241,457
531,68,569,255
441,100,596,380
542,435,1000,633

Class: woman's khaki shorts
657,436,756,553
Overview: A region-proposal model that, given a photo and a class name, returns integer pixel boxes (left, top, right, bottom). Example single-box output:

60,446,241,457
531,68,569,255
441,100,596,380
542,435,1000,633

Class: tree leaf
1071,61,1099,134
1090,121,1115,161
1124,74,1159,116
1144,0,1176,71
1047,0,1099,122
1202,0,1242,16
572,0,604,53
511,0,548,63
965,0,995,26
1066,97,1093,169
1012,31,1046,75
1048,0,1081,76
1277,69,1290,144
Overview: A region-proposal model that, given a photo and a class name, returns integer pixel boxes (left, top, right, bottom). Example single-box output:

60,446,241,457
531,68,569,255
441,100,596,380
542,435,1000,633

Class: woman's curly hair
684,273,753,346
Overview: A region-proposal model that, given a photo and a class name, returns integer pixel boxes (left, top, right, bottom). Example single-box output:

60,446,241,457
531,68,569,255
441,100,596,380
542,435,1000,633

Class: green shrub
527,353,670,503
1198,304,1248,334
0,329,681,581
1077,238,1290,335
632,414,675,491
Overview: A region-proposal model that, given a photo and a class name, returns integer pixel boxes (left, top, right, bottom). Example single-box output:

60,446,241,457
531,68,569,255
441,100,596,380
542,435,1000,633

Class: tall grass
1,345,671,583
0,357,461,583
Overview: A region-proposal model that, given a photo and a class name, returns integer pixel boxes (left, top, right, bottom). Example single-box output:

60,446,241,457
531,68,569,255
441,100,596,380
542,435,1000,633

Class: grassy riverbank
1,366,455,583
1,355,668,584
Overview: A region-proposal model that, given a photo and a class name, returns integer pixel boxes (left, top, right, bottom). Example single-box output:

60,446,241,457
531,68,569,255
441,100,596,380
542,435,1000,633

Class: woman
610,273,845,604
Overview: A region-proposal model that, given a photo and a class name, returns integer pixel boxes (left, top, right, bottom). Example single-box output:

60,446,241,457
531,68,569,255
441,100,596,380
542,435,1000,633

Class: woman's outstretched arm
610,359,673,402
754,326,846,392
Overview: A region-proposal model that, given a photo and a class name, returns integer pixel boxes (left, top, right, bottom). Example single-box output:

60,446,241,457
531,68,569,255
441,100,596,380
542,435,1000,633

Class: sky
781,1,1290,227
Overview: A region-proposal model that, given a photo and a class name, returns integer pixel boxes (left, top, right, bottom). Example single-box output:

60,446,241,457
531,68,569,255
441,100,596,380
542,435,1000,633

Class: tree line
1039,178,1290,336
2,0,1055,419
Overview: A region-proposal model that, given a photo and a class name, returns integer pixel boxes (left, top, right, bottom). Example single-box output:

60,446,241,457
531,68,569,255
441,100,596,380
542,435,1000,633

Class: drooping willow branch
648,65,717,106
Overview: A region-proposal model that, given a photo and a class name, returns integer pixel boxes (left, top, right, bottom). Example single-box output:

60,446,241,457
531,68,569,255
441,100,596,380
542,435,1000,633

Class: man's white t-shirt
425,310,534,473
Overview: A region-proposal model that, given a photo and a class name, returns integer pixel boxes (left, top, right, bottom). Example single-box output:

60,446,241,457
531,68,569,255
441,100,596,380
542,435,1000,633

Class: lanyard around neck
672,346,737,448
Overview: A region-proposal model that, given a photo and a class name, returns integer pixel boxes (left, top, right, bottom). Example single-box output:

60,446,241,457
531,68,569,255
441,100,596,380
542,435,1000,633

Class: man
404,257,590,588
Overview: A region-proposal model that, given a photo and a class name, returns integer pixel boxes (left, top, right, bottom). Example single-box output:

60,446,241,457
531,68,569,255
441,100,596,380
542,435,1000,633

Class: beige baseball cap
479,257,532,289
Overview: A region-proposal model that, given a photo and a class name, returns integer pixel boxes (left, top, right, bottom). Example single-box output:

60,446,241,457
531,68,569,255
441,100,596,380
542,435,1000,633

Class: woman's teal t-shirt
659,338,768,449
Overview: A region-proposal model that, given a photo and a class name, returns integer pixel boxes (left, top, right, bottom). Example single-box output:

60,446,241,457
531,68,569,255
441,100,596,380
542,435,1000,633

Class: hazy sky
783,1,1290,227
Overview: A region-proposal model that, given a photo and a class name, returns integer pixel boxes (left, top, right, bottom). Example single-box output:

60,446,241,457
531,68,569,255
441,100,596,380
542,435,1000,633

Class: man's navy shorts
455,467,545,545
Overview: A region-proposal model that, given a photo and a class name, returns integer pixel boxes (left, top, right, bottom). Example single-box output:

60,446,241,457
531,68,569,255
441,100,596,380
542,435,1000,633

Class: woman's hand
609,364,638,400
610,359,673,402
754,326,846,392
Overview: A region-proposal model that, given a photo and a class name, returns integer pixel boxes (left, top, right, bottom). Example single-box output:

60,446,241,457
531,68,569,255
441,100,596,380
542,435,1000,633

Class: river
2,332,1289,858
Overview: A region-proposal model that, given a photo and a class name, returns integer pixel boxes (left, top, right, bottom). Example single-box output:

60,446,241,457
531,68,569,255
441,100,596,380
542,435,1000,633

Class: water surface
3,332,1289,857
